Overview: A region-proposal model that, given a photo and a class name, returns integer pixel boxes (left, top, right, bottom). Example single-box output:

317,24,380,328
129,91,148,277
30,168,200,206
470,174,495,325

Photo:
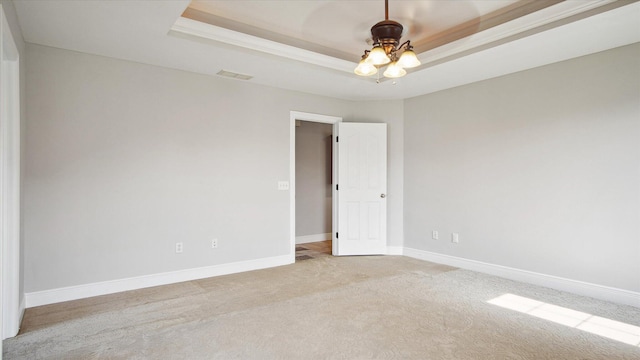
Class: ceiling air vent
216,70,253,81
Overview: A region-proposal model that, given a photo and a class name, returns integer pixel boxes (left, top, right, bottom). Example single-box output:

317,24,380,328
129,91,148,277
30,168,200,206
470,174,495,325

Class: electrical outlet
432,230,439,240
175,242,183,253
452,233,459,244
211,239,218,249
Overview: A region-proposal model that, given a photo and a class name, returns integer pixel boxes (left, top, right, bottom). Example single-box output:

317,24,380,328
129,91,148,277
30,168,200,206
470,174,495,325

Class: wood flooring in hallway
295,240,331,261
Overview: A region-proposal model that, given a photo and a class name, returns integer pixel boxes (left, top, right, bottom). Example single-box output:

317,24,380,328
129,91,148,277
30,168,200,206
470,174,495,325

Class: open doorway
290,113,388,259
289,111,341,262
294,120,333,261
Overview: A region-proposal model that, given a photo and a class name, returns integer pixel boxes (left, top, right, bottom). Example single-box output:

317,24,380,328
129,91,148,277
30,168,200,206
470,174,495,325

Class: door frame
1,4,22,340
289,111,341,261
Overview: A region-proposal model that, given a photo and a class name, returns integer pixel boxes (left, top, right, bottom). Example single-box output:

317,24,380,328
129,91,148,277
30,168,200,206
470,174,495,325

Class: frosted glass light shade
368,46,391,65
383,61,406,78
398,49,421,68
354,59,378,76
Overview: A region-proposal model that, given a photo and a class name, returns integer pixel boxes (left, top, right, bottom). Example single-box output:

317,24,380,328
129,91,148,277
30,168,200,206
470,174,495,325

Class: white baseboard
386,246,403,255
403,248,640,308
296,233,331,244
24,248,639,309
25,254,293,308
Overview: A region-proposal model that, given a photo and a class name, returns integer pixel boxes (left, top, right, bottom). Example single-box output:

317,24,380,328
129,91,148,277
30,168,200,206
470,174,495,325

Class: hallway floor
295,240,331,261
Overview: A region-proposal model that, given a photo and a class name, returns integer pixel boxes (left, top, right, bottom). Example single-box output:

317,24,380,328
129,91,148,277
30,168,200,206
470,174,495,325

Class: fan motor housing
371,19,403,50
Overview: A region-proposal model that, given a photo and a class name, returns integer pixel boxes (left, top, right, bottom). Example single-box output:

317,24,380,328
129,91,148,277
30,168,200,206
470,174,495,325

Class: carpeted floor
4,254,640,359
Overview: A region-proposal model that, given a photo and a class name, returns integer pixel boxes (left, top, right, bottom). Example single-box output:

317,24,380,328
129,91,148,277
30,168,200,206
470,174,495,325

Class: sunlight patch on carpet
488,293,640,347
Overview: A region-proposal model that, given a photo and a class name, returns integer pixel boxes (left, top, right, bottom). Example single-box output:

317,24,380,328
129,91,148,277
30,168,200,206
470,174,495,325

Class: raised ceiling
182,0,525,61
13,0,640,101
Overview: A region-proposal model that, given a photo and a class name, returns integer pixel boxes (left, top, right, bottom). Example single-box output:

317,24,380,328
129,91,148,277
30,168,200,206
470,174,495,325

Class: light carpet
4,255,640,359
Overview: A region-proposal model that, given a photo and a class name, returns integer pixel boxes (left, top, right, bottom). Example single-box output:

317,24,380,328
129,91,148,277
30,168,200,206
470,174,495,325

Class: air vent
216,70,253,81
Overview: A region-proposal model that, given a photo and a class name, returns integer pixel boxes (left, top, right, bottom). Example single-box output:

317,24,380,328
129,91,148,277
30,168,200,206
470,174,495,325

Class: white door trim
1,4,22,340
289,111,342,261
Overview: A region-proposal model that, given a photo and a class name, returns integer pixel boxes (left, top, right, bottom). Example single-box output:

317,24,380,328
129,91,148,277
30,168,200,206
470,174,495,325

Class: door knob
380,194,386,198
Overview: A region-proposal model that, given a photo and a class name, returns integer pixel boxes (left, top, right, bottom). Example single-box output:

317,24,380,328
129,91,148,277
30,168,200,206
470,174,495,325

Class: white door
335,123,387,255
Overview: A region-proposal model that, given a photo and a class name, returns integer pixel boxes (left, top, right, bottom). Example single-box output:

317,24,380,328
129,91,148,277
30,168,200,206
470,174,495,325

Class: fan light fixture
354,0,421,79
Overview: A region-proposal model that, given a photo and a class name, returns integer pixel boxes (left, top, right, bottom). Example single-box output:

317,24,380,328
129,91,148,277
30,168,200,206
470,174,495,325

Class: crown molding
170,17,355,73
417,0,624,68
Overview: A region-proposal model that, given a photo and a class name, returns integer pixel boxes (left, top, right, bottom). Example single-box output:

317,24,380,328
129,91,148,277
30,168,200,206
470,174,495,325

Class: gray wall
25,35,637,297
404,43,640,292
295,121,332,237
24,44,354,292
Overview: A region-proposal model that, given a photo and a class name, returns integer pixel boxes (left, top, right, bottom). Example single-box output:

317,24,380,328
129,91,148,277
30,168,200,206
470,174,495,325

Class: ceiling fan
354,0,421,79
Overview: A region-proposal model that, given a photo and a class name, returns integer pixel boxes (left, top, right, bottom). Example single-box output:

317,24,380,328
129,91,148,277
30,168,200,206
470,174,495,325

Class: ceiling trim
170,17,355,73
413,0,564,53
182,7,356,62
417,0,622,67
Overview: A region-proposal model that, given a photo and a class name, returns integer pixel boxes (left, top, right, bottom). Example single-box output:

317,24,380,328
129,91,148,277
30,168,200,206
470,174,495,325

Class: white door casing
335,123,387,255
1,4,21,340
289,111,341,261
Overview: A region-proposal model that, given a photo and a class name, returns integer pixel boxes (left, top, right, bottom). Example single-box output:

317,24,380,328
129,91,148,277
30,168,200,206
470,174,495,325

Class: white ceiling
12,0,640,101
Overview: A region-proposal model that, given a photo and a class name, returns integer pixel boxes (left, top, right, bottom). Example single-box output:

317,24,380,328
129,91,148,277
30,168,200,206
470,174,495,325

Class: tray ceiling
13,0,640,100
183,0,528,61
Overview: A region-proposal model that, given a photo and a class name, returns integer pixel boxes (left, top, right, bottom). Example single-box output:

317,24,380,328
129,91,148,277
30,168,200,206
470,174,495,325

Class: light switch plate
278,181,290,190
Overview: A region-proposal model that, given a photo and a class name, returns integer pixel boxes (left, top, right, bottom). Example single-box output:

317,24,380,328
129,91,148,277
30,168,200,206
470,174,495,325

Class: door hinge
336,136,338,142
336,184,338,190
336,232,339,239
